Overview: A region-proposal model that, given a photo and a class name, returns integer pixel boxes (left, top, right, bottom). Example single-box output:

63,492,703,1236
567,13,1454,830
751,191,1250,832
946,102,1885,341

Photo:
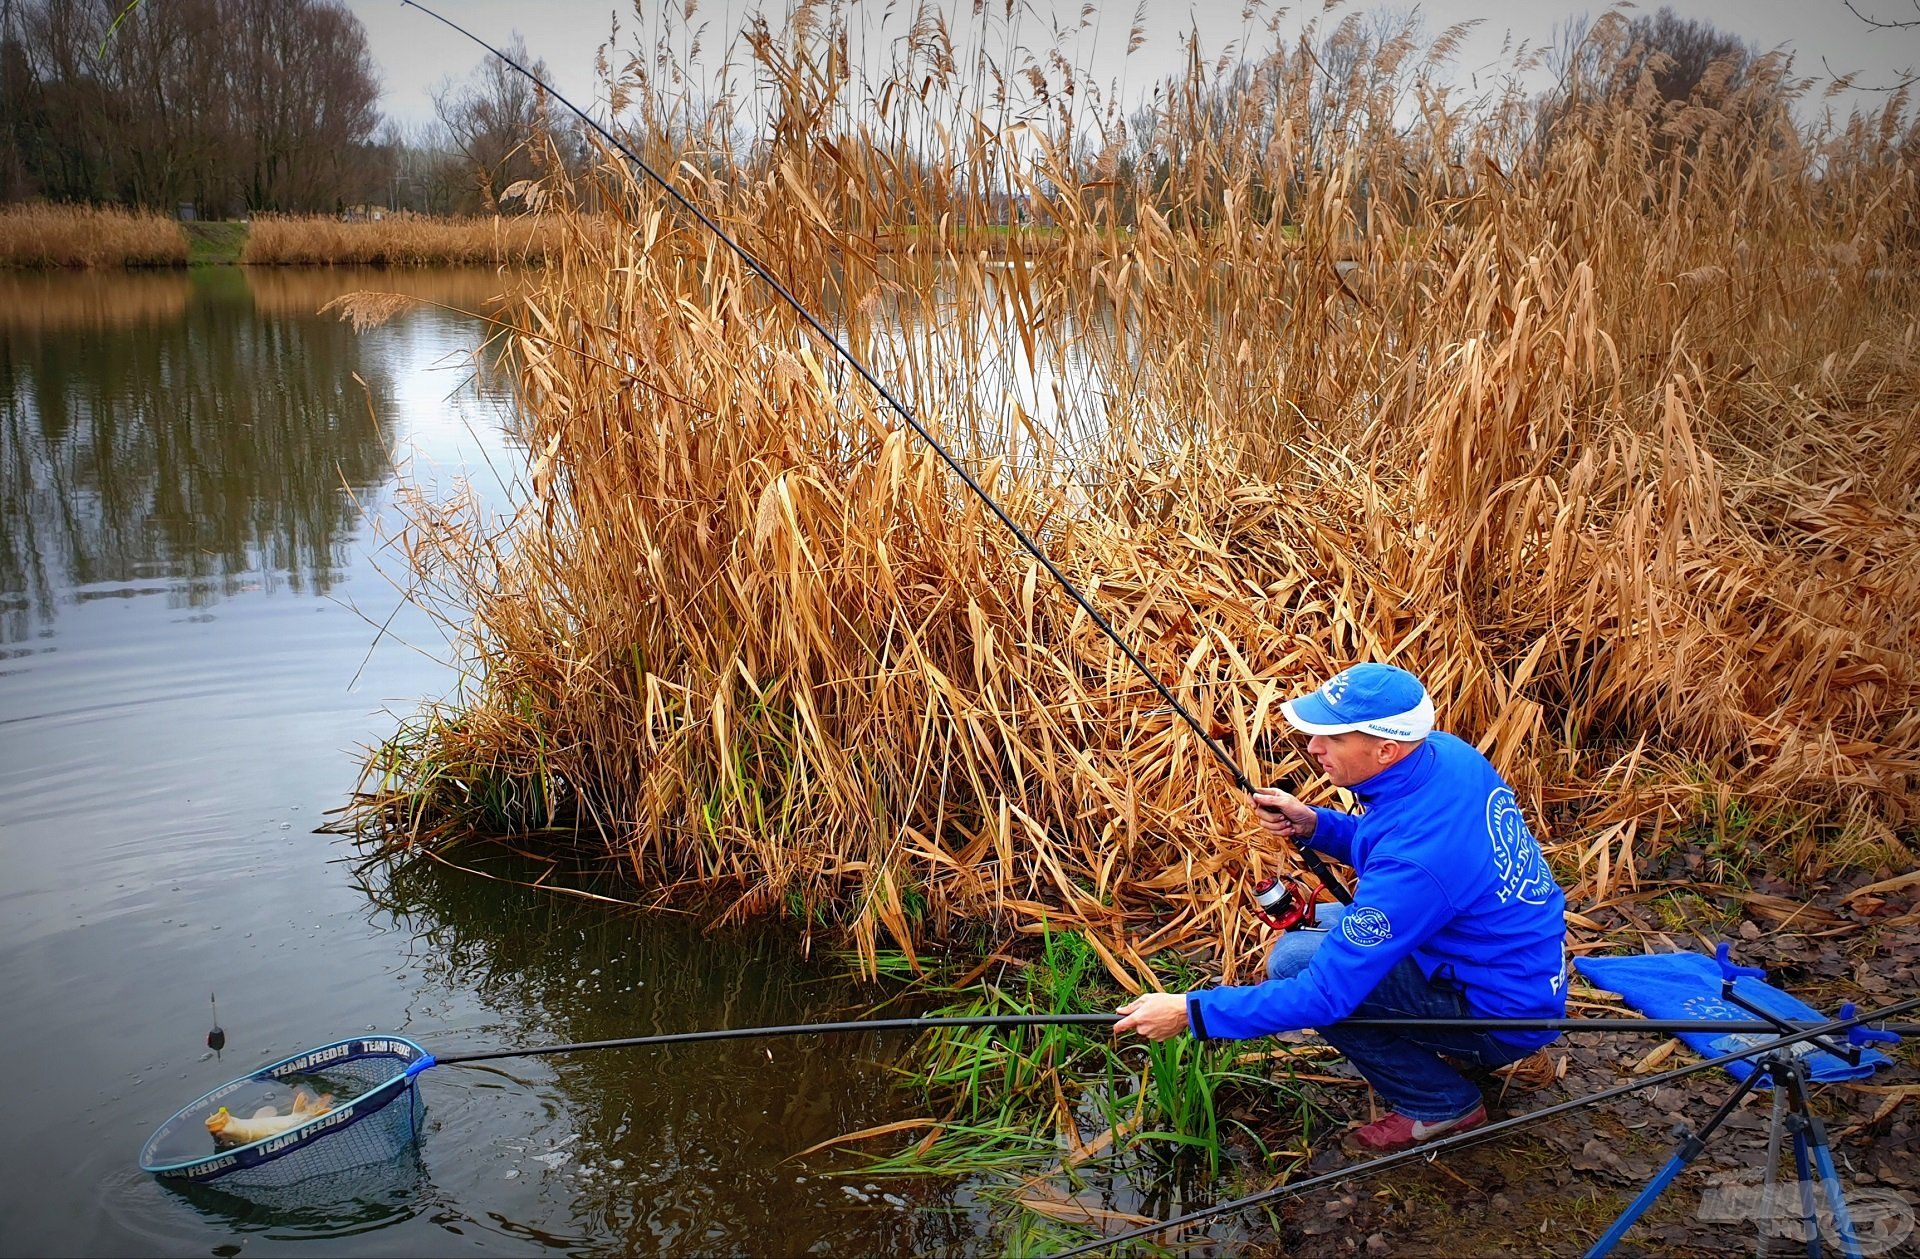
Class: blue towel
1574,951,1893,1084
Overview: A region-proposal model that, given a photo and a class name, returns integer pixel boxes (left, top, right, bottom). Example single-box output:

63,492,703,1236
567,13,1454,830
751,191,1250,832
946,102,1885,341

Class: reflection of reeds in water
359,850,968,1255
0,269,192,330
244,265,528,320
1,271,400,636
0,203,188,268
242,214,586,266
351,7,1920,979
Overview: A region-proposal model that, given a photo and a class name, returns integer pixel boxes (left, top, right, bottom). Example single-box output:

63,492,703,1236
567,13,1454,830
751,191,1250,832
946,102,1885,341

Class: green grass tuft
185,221,248,265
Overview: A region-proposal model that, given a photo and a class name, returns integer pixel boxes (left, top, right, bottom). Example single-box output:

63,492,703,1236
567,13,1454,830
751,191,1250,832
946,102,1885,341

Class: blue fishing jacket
1188,732,1568,1049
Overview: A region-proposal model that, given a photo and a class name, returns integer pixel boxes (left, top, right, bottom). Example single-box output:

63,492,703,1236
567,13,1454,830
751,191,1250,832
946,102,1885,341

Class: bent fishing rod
1047,991,1920,1258
400,0,1352,904
419,1010,1919,1068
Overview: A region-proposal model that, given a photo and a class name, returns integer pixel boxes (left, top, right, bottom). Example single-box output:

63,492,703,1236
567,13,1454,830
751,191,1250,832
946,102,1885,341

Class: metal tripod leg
1586,1065,1769,1258
1791,1112,1821,1258
1781,1061,1864,1259
1758,1084,1786,1258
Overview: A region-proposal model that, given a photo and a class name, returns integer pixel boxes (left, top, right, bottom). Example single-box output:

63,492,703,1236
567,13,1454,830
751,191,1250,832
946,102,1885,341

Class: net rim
138,1035,431,1180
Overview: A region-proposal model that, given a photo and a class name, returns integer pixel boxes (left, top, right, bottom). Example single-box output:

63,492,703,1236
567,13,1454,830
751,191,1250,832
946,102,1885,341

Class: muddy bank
1239,868,1918,1256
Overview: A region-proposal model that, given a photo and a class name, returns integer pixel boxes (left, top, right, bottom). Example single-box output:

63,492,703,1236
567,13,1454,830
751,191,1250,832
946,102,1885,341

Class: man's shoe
1342,1102,1488,1155
1491,1049,1560,1094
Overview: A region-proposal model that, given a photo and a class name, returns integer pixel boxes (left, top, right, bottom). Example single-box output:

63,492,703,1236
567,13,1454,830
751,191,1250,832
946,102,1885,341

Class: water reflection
0,268,193,332
0,271,382,636
0,267,521,644
242,265,517,322
360,851,973,1255
161,1147,437,1242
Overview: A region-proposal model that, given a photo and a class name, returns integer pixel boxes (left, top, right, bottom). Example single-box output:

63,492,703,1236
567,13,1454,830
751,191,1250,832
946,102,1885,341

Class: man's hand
1113,991,1191,1041
1251,787,1317,839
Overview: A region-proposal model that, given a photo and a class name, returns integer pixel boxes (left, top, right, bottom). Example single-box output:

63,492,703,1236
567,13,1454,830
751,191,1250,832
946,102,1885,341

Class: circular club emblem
1487,787,1554,906
1340,907,1394,947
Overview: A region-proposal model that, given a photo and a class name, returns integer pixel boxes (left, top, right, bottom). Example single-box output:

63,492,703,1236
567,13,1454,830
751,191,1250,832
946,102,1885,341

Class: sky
350,0,1919,131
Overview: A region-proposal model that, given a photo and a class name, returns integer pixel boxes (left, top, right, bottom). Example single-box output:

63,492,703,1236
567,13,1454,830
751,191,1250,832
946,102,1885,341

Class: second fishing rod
423,1010,1919,1067
400,0,1352,905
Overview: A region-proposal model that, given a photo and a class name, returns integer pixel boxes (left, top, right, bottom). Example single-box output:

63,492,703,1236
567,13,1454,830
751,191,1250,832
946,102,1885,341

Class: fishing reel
1248,873,1317,933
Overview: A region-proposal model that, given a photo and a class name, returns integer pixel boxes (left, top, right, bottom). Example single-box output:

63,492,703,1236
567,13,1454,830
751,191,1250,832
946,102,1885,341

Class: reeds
0,203,188,267
240,212,581,266
348,5,1920,982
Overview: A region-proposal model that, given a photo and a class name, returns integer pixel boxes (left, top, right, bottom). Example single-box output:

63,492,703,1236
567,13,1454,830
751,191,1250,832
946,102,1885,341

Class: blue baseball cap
1281,663,1435,741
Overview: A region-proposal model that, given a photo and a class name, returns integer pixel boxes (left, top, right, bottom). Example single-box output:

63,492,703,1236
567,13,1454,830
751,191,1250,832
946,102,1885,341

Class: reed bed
347,7,1920,985
0,203,188,268
241,212,585,266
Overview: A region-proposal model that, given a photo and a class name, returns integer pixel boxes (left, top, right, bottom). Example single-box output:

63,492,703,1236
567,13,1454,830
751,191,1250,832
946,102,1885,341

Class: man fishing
1113,663,1568,1154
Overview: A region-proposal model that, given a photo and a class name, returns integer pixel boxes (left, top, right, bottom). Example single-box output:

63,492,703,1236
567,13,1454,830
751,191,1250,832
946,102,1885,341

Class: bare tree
1616,8,1758,103
1839,2,1919,90
433,36,560,212
1,0,382,215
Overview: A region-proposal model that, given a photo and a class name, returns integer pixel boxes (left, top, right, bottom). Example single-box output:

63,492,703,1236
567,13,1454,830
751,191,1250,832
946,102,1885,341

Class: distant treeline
0,0,573,219
0,0,393,216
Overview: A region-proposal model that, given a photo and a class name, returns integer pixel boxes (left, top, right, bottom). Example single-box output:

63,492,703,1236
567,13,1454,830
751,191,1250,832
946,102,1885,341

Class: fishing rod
139,983,1913,1188
399,0,1353,904
419,1011,1920,1068
1047,991,1920,1258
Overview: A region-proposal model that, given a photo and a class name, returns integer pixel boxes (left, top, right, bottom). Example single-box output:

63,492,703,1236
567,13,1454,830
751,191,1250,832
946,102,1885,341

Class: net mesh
140,1037,431,1188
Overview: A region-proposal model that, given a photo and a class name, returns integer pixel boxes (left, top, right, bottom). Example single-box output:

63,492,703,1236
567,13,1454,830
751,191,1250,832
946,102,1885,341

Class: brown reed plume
348,5,1920,980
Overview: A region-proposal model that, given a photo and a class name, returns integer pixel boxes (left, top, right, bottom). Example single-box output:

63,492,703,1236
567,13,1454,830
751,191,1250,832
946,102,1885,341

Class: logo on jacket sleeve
1340,907,1394,947
1487,787,1555,906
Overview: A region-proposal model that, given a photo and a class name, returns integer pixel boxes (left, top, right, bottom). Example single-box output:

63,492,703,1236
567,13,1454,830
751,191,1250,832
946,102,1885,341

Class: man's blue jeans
1266,904,1535,1121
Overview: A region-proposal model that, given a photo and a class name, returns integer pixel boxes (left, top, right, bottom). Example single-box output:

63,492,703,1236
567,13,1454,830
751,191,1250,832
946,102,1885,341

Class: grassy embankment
184,220,248,265
326,8,1915,1242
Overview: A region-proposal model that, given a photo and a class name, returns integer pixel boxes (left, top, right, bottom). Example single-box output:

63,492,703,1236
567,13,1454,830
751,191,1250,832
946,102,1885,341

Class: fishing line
398,0,1352,903
1046,992,1920,1257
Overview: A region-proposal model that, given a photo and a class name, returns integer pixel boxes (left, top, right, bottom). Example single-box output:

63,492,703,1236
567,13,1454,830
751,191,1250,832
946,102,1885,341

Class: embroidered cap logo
1322,670,1353,708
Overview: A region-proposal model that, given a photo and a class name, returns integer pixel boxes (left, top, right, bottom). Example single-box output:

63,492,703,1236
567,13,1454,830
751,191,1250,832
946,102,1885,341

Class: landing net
139,1036,431,1188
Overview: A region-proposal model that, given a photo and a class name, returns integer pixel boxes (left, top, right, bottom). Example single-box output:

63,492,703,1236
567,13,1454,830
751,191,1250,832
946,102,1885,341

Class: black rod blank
429,1011,1914,1067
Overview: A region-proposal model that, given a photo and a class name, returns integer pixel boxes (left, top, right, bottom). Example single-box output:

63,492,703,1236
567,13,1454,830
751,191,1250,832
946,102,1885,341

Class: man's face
1305,731,1400,787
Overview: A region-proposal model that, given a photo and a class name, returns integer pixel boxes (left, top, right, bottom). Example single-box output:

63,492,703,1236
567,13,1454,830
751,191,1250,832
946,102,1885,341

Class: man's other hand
1251,787,1317,839
1114,992,1190,1040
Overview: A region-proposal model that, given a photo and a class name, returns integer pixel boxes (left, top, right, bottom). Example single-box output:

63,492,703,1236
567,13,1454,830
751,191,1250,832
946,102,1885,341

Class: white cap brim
1280,692,1434,742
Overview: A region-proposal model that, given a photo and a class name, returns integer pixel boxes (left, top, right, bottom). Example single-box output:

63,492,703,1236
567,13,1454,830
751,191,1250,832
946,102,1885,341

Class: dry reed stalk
0,203,188,268
349,5,1920,979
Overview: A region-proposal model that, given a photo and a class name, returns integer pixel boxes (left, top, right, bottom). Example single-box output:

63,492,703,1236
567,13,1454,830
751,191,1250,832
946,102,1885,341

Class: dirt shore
1240,866,1919,1256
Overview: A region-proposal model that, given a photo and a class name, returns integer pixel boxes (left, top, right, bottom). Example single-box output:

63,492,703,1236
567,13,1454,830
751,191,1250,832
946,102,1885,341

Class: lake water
0,266,979,1256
